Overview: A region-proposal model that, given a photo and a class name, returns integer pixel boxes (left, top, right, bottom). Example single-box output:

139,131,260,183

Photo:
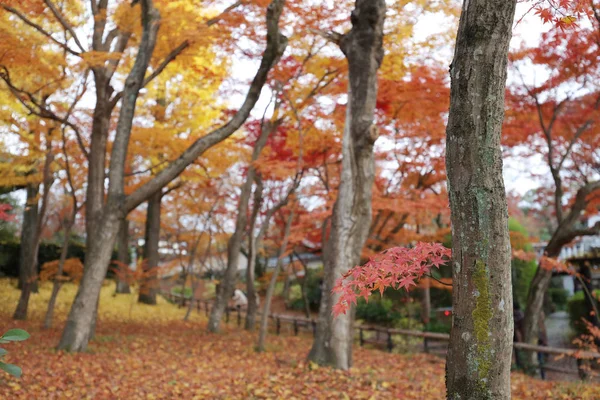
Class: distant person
232,289,248,309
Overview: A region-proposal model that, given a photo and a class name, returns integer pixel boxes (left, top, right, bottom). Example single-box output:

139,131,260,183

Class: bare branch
43,0,86,52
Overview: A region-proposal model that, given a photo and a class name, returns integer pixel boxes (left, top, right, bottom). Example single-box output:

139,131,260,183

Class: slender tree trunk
44,223,72,329
245,178,264,330
422,279,431,325
257,210,294,352
293,251,311,318
308,0,385,370
14,145,54,320
139,191,162,305
208,121,275,333
115,218,132,294
17,184,39,292
444,0,516,398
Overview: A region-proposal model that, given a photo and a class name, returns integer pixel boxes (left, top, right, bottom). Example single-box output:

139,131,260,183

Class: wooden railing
161,292,600,380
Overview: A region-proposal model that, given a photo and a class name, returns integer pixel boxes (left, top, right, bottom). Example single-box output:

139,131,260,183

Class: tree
308,0,386,370
505,22,600,364
444,0,516,397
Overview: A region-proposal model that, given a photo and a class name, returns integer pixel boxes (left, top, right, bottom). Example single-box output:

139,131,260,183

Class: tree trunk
58,0,285,352
293,251,311,318
139,191,162,305
57,205,122,351
17,184,39,292
308,0,385,371
422,280,431,325
245,178,264,331
14,145,54,320
257,210,294,352
444,0,516,398
208,121,275,333
44,223,72,329
115,218,132,294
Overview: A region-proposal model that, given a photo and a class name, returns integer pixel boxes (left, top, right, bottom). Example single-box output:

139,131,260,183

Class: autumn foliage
332,243,451,316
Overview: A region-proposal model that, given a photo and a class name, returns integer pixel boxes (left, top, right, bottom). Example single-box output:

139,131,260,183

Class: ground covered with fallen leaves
0,279,598,399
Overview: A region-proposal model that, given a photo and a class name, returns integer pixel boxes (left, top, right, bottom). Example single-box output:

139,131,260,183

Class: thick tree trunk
17,184,39,292
44,223,72,329
308,0,385,371
444,0,516,398
115,218,132,294
139,191,161,305
257,210,294,352
57,205,122,351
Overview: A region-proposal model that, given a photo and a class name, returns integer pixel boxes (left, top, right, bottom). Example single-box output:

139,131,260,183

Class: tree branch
43,0,86,52
110,40,189,108
0,5,81,56
124,0,288,213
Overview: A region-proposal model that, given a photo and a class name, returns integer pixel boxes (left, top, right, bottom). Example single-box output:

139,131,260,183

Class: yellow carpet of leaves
0,279,598,399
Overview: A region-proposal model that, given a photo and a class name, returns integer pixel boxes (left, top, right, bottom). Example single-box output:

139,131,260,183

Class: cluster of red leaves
521,0,593,28
0,203,13,221
540,255,575,275
332,243,451,316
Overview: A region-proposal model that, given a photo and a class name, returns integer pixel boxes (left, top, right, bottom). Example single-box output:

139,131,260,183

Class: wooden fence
162,292,600,381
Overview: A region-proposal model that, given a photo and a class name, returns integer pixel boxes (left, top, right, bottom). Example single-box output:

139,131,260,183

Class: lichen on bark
472,259,493,385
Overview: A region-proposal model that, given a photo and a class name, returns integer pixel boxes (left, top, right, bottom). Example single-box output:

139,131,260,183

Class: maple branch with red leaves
332,242,451,316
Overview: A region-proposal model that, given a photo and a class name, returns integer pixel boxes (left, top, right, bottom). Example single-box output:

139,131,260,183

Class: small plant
0,329,30,378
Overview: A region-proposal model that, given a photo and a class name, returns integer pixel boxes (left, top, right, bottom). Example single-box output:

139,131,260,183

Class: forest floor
0,279,598,399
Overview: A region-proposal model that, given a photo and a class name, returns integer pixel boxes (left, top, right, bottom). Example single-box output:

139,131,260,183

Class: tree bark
307,0,385,371
444,0,516,398
139,191,161,305
17,184,39,292
257,210,294,352
115,218,132,294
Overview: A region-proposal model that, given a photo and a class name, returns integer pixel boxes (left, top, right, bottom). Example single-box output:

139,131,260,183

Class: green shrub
287,270,322,312
548,288,569,311
425,318,452,334
171,286,193,298
356,297,399,325
567,290,600,336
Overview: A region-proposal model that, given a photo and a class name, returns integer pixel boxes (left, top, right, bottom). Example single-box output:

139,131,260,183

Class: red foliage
332,242,451,316
0,203,14,221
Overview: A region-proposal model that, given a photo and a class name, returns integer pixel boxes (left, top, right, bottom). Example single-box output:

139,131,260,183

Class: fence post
205,301,209,316
237,306,241,326
577,358,589,381
538,351,545,380
424,337,429,354
196,300,200,313
387,331,393,353
293,319,298,336
226,307,230,323
276,317,281,335
311,320,316,337
359,328,364,347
